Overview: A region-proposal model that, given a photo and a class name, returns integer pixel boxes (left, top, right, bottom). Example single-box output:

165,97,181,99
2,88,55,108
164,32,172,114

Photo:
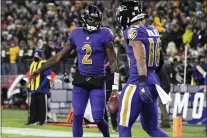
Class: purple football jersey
124,25,161,85
69,27,115,76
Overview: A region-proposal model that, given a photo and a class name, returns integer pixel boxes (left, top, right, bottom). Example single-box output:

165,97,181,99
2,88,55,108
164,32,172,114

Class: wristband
139,75,147,82
113,72,120,86
112,72,119,90
112,84,118,91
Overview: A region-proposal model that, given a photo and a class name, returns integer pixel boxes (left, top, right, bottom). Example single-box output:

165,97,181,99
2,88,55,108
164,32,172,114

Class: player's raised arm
130,40,153,104
28,40,73,83
38,40,73,73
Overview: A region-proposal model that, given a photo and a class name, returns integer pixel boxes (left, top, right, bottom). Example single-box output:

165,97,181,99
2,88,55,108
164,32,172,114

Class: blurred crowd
1,0,207,85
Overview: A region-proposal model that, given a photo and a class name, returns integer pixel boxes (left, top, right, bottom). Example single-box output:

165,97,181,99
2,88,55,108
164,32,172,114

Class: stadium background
1,0,207,137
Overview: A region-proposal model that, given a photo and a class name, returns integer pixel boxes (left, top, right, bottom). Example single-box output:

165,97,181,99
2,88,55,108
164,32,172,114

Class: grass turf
2,133,41,137
1,109,206,137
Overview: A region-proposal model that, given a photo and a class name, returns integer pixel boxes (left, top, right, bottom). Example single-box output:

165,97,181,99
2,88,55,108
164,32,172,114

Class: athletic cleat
112,127,118,132
160,123,171,128
38,122,45,126
25,122,38,125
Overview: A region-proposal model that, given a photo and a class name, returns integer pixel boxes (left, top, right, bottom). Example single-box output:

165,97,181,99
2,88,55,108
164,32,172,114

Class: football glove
139,82,153,104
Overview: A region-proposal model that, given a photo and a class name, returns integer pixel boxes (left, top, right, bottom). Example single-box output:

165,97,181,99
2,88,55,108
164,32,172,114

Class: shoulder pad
71,27,82,32
127,27,138,40
127,26,147,40
102,27,114,37
102,27,111,32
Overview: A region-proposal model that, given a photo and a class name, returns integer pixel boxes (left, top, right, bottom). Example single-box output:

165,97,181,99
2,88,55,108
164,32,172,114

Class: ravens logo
128,29,137,40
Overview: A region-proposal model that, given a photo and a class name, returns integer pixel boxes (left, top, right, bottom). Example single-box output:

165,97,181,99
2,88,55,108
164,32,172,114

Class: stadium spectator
166,41,178,56
182,24,193,45
157,65,171,128
9,41,20,74
18,41,27,74
167,23,183,51
1,42,10,75
1,0,207,78
153,10,165,33
156,52,171,128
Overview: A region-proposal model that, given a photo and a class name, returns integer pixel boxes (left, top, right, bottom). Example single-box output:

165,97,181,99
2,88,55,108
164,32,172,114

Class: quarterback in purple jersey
29,5,119,137
115,1,168,137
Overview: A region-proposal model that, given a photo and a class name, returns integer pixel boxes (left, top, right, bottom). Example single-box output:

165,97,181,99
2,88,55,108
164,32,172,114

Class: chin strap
112,72,120,91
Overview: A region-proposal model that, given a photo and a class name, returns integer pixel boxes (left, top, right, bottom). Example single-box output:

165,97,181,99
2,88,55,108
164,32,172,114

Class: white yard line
2,127,118,137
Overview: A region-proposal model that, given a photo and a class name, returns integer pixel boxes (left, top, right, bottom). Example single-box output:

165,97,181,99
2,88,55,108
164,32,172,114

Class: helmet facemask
85,16,102,32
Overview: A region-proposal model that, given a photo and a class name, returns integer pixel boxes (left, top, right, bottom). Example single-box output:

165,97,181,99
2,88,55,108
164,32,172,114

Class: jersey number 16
148,38,161,67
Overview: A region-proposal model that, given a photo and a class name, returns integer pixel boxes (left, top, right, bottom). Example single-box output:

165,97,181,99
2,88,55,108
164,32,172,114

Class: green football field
1,109,206,137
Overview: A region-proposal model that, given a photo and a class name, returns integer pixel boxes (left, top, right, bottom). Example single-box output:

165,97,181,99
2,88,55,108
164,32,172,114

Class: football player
115,1,168,137
29,5,119,137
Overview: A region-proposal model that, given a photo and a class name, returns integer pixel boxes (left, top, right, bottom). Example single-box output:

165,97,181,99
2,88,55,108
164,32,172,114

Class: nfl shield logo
86,37,89,40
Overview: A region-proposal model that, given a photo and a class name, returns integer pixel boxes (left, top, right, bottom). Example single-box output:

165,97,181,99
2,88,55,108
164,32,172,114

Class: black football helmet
81,5,102,32
116,0,146,30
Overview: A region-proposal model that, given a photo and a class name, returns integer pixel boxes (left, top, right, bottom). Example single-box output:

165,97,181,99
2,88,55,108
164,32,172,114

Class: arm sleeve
105,28,115,43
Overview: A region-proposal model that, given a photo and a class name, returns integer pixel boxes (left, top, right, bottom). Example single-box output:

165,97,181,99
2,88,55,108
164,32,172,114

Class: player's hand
109,84,119,101
109,90,119,101
28,70,40,84
139,82,153,104
70,67,76,73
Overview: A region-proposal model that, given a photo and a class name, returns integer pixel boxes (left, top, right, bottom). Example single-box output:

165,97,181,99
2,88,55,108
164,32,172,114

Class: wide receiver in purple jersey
115,1,168,137
29,5,119,137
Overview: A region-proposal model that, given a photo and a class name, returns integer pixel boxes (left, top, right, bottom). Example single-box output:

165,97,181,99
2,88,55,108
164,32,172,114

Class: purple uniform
118,25,168,137
69,27,114,137
125,25,160,85
69,27,114,76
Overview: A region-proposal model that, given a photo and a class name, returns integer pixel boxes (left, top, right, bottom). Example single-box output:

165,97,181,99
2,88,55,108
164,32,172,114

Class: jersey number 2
148,38,161,67
82,44,92,64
